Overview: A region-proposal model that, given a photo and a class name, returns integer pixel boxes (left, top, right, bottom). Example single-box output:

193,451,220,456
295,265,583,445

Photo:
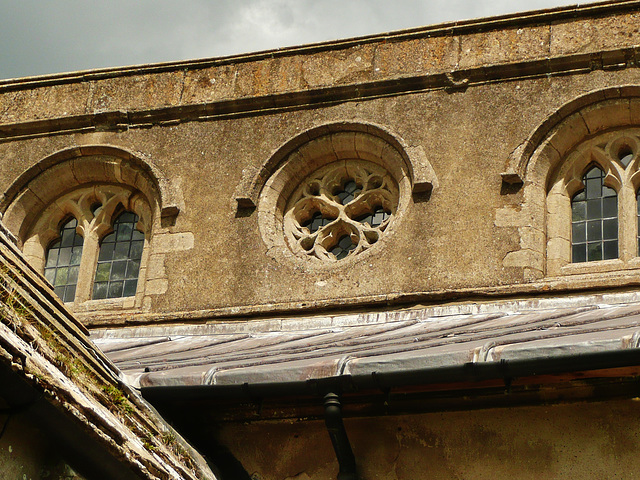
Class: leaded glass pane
335,181,362,205
108,281,124,298
92,211,144,299
572,223,586,243
571,202,586,221
44,217,84,303
330,234,356,260
572,167,618,263
302,212,335,233
587,242,603,261
98,242,115,261
93,282,108,300
604,240,618,260
123,280,138,297
572,244,586,263
603,196,617,217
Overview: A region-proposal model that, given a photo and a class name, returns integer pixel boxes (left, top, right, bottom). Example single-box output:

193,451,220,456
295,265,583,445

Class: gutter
140,347,640,402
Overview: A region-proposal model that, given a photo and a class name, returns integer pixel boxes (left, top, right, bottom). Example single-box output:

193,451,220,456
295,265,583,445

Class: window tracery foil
284,161,398,261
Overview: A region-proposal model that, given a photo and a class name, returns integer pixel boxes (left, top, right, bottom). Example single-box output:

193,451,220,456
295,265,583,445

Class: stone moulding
502,85,640,185
235,121,438,209
1,46,639,143
3,0,640,93
497,86,640,280
0,144,180,233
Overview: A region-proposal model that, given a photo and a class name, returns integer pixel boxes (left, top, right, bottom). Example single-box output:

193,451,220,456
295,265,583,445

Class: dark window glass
302,211,335,233
334,180,362,205
619,147,634,167
44,217,84,303
355,207,391,227
92,212,144,299
571,166,617,263
330,234,356,260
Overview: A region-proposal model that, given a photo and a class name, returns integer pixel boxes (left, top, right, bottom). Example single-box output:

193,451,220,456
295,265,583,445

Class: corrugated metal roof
92,294,640,389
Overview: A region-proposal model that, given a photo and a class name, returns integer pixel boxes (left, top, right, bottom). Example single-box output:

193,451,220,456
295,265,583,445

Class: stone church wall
0,4,639,325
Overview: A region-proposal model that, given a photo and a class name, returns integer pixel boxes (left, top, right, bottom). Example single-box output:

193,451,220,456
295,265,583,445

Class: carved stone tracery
284,161,398,261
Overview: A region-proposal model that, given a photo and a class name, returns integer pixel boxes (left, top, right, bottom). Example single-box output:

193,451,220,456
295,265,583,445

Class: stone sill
80,268,640,329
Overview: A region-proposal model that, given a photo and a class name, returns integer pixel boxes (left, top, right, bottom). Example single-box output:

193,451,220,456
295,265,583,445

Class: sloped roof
93,291,640,390
0,222,218,480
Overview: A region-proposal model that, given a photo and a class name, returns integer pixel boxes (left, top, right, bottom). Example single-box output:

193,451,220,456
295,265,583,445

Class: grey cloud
0,0,597,80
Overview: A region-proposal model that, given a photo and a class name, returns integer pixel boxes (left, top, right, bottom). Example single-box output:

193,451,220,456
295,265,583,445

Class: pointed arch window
19,184,151,306
571,166,618,263
544,129,640,276
44,217,84,302
93,211,144,300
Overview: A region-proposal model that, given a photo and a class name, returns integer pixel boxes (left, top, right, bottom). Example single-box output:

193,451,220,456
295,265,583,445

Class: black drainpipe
324,393,357,480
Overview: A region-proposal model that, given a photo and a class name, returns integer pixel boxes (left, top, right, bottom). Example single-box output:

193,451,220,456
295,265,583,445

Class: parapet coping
1,0,639,88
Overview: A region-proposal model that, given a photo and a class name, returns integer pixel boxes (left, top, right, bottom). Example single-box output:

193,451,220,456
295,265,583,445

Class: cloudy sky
0,0,599,81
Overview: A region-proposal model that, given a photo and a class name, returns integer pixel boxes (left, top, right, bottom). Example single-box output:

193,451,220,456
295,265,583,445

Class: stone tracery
284,161,398,261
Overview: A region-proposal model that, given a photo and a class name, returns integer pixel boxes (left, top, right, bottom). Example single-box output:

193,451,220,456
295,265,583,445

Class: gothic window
545,128,640,276
44,217,84,303
18,185,151,306
93,212,145,300
571,166,618,263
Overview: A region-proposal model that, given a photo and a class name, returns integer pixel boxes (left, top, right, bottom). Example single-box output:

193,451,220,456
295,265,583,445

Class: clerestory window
42,206,146,304
21,184,151,306
546,128,640,275
571,166,618,263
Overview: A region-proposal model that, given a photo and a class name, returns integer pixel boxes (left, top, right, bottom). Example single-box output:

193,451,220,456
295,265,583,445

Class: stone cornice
1,45,639,142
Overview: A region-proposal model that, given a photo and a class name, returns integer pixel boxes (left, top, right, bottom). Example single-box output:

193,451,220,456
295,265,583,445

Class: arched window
44,217,84,302
571,166,618,263
93,212,144,300
16,184,151,306
541,128,640,276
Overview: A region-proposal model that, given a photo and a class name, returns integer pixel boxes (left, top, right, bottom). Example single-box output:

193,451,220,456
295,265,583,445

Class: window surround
0,146,185,317
256,126,425,269
497,89,640,281
22,185,152,308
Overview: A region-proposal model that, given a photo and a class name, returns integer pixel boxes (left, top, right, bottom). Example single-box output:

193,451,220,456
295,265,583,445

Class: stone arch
234,121,438,208
1,145,179,244
497,87,640,280
502,85,640,186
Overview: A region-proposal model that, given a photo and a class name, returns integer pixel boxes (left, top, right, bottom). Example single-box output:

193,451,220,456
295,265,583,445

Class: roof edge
1,0,638,87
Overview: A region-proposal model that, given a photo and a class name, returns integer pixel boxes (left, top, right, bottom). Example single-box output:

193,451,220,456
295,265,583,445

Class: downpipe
324,393,357,480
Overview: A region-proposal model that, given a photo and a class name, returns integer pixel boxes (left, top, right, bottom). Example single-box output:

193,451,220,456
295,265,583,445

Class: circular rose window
256,129,415,268
283,160,399,261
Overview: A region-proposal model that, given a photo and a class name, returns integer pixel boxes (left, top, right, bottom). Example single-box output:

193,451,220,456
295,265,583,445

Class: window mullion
619,184,635,261
74,228,100,304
